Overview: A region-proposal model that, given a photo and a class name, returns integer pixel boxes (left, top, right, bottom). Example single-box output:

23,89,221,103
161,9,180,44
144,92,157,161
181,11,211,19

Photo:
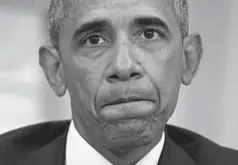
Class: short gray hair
48,0,189,50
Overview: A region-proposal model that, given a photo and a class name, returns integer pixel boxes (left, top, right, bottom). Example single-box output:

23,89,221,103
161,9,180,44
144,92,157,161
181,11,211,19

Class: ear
39,45,67,97
181,33,203,85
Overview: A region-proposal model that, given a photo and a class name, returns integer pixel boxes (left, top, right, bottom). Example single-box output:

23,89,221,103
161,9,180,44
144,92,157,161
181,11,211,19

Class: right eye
136,28,165,41
82,35,108,46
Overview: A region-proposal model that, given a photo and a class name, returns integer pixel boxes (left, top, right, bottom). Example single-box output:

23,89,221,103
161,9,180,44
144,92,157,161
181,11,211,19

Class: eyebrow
132,17,172,35
72,20,110,40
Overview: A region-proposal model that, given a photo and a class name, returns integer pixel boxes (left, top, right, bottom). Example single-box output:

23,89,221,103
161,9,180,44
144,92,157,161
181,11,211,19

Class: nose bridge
105,32,143,82
115,42,133,71
114,30,135,69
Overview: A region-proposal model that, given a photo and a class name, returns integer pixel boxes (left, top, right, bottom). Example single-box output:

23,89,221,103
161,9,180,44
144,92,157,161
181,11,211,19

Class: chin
101,119,153,153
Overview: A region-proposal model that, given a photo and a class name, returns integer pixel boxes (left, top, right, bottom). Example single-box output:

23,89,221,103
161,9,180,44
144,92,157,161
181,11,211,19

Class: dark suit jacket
0,120,237,165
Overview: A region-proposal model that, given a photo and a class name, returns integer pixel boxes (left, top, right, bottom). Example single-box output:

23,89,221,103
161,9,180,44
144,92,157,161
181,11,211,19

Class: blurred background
0,0,238,149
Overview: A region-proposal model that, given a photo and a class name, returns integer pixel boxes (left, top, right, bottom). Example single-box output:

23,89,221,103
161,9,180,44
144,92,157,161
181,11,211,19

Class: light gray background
0,0,238,150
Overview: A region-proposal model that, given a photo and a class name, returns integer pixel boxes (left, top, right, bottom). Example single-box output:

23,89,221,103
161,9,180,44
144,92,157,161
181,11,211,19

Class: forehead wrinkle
72,3,175,31
59,0,181,43
61,0,175,20
64,0,174,18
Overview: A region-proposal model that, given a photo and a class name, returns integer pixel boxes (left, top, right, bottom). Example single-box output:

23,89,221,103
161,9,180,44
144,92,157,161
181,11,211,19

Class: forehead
63,0,178,28
65,0,171,11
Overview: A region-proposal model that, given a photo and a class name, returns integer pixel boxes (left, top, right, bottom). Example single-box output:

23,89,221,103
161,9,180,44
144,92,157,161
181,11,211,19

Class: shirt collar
66,121,165,165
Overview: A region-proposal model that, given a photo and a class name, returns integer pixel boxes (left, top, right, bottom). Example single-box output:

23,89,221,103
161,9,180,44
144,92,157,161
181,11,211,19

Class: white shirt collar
66,121,165,165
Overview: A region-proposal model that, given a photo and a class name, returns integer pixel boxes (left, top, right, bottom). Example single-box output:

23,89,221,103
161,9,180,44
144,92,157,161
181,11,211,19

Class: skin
39,0,203,164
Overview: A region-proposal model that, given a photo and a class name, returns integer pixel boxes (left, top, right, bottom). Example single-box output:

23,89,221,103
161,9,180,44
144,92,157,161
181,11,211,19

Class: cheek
63,55,104,116
138,45,183,110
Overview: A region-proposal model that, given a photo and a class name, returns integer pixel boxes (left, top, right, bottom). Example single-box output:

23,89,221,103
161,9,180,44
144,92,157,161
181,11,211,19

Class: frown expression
42,0,199,152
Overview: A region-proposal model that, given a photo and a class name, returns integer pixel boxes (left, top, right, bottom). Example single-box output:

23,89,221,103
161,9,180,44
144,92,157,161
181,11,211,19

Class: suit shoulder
0,120,70,165
166,124,238,165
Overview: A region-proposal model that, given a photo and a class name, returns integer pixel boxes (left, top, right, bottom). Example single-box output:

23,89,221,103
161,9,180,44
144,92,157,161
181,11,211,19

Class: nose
106,44,143,83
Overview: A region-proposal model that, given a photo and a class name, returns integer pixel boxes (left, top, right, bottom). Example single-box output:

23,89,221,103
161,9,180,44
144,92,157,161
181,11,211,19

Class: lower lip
100,101,156,121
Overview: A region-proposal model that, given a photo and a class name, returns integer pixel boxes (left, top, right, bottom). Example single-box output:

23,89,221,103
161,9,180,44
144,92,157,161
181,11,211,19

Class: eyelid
84,35,107,44
78,33,109,47
136,28,166,40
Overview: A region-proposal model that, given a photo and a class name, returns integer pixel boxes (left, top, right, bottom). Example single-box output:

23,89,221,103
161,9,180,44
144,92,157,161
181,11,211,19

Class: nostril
108,74,119,81
130,72,142,79
107,72,142,82
131,72,139,77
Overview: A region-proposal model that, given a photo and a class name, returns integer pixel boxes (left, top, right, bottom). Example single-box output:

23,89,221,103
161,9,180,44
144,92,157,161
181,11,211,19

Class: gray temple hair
48,0,189,50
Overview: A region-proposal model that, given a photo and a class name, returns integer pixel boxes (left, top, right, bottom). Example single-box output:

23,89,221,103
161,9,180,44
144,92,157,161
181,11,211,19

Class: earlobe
181,33,203,85
39,45,67,97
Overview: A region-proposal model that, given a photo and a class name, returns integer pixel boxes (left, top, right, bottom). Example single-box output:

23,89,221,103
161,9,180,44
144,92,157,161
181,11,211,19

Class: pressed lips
102,96,152,107
99,94,158,121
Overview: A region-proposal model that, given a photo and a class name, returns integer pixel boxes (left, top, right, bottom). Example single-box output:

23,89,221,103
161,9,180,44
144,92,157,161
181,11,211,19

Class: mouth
102,96,153,107
99,95,157,122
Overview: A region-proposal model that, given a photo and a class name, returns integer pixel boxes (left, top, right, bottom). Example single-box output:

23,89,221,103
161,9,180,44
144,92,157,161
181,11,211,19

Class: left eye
82,35,107,46
139,29,163,40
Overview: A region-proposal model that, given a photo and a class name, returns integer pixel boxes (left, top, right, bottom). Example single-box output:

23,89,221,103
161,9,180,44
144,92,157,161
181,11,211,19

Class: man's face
58,0,184,151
